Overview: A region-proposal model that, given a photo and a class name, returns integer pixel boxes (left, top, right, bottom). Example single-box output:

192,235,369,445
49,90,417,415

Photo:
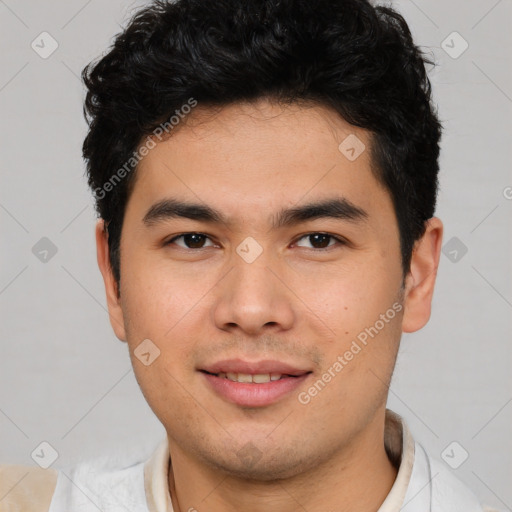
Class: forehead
126,99,393,229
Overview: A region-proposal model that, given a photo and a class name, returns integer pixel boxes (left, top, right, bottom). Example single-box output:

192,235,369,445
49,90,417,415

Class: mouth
198,360,313,407
201,370,304,383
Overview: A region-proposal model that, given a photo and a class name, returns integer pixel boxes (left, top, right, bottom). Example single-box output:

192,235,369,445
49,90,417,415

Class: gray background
0,0,511,509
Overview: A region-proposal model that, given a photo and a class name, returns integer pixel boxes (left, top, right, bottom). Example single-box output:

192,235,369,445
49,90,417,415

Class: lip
199,358,313,408
200,358,310,376
201,372,311,407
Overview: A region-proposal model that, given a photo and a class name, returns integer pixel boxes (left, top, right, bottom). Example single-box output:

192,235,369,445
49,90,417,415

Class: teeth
217,372,284,383
253,374,271,383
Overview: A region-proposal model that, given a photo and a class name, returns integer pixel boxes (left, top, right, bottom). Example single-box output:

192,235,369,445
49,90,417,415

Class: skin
96,99,443,512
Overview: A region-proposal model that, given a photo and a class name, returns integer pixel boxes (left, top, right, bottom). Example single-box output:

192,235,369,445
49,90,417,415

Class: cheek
299,258,403,398
129,354,208,439
295,259,400,337
120,250,208,336
122,273,204,420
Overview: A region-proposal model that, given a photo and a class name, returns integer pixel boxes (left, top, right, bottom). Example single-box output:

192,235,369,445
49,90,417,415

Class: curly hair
82,0,442,290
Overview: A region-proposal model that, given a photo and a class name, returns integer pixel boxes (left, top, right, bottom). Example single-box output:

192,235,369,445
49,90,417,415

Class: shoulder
0,464,58,512
429,457,500,512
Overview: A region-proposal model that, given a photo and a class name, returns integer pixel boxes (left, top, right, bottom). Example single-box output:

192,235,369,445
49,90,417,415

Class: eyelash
164,232,347,251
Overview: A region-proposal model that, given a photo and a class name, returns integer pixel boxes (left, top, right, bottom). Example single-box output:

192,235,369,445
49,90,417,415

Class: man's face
107,100,409,479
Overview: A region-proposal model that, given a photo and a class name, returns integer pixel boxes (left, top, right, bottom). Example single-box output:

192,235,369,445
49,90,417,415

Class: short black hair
82,0,442,290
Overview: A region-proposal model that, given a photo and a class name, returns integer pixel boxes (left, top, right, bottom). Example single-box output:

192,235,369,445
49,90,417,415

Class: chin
200,445,319,482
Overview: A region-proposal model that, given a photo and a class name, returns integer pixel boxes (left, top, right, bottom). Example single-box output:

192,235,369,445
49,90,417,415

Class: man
0,0,499,510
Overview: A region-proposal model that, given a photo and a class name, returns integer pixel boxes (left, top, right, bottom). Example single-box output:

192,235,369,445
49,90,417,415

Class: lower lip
201,372,311,407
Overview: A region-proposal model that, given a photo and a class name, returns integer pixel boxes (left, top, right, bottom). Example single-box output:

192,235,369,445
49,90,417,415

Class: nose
212,251,296,335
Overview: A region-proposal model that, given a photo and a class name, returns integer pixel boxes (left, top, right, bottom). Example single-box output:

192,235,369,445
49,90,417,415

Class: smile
208,371,297,383
200,370,312,407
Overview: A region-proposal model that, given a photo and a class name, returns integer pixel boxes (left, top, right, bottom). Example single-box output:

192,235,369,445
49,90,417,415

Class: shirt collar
377,409,416,511
143,434,173,512
143,408,415,512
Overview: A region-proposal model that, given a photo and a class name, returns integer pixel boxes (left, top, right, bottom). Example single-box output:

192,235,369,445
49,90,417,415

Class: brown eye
295,233,344,249
167,233,214,249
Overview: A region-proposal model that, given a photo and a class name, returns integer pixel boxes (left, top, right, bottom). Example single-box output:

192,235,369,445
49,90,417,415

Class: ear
95,219,127,342
401,217,443,333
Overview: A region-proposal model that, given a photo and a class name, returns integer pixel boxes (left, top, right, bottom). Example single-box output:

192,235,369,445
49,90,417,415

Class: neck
168,408,398,512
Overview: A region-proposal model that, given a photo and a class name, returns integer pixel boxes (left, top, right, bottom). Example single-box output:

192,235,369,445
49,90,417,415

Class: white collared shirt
0,409,498,511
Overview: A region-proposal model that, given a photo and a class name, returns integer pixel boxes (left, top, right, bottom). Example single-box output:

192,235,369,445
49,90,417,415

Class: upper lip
200,358,312,376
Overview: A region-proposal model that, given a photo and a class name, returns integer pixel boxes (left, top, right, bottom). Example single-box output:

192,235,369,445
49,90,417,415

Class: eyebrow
142,196,368,229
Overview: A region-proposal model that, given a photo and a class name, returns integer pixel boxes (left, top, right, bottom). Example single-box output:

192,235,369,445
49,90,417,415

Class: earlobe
401,217,443,333
95,219,127,342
